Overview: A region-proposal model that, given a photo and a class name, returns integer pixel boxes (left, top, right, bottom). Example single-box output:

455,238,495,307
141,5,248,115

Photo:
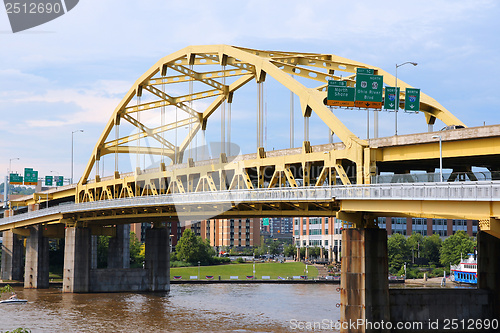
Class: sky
1,0,499,184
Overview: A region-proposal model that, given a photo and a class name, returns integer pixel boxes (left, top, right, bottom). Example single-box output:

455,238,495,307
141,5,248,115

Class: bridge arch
79,44,463,187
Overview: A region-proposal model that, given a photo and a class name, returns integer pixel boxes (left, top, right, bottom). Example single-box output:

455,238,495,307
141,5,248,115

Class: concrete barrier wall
389,289,495,332
90,268,148,292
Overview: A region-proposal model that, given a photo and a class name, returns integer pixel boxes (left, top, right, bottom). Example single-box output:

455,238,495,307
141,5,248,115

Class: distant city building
260,217,293,237
131,221,182,247
184,218,261,250
377,217,477,237
293,216,479,261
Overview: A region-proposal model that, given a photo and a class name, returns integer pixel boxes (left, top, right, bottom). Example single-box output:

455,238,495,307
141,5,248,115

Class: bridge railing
371,171,500,184
2,182,500,227
332,181,500,201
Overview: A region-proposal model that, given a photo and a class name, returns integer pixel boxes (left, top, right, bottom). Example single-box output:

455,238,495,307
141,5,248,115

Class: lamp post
432,135,443,182
395,62,418,136
198,261,201,279
71,130,84,184
4,157,20,207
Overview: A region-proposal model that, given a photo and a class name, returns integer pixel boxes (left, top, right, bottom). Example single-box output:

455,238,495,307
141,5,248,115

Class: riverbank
1,278,409,287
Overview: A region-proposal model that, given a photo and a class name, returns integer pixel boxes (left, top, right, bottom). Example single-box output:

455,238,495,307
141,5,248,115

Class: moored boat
450,253,477,284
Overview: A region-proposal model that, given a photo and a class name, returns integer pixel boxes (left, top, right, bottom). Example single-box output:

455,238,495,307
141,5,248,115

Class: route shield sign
10,173,23,185
55,176,64,186
355,74,383,108
384,87,400,110
24,168,38,185
327,80,355,107
45,176,53,186
404,88,421,112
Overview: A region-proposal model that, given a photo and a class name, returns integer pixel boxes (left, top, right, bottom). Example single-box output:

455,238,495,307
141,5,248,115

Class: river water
1,284,341,332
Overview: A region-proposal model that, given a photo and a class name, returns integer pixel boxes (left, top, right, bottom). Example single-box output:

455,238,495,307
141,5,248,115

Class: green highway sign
384,87,400,110
356,68,374,75
9,173,23,185
55,176,64,186
405,88,421,111
45,176,53,186
263,218,269,226
327,81,355,107
355,74,383,108
24,168,38,185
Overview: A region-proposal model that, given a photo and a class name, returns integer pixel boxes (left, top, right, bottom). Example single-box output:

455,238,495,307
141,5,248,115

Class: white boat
450,253,477,285
0,298,28,304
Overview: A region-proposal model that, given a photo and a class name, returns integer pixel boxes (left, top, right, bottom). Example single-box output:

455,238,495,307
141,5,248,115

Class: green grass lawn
170,261,318,280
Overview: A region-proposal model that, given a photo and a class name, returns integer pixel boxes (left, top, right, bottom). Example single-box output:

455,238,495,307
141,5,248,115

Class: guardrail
2,181,500,227
332,181,500,201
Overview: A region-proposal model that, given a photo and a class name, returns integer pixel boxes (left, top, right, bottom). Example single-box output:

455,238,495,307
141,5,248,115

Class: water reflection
1,284,341,332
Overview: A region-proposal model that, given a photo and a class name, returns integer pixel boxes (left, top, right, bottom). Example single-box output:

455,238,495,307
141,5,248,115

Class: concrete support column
24,225,49,289
305,246,309,261
296,247,300,261
340,228,390,333
63,227,91,293
1,231,24,281
328,247,333,263
320,247,324,260
90,235,98,269
145,227,170,292
478,231,500,320
108,224,130,269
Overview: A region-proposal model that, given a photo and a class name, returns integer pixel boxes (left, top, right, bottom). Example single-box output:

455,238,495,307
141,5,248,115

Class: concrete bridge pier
1,230,24,281
108,224,130,269
24,225,49,289
63,226,91,293
340,228,390,333
145,225,170,292
478,231,500,320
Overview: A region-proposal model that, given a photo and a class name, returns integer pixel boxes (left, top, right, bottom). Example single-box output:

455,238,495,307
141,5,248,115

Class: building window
377,217,386,229
432,219,447,236
391,217,407,236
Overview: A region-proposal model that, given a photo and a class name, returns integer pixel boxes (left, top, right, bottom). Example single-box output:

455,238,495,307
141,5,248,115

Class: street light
395,62,418,136
4,157,20,207
198,261,201,279
71,130,84,184
432,135,443,182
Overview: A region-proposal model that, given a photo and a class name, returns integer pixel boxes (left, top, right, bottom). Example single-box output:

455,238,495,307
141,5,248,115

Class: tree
423,233,442,265
176,229,215,265
0,284,13,295
309,246,321,258
440,230,475,266
129,232,144,268
97,235,110,268
387,233,411,274
268,241,280,255
283,243,296,258
407,232,425,264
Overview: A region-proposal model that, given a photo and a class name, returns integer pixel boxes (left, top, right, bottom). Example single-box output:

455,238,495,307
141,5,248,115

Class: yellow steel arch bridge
75,44,464,204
